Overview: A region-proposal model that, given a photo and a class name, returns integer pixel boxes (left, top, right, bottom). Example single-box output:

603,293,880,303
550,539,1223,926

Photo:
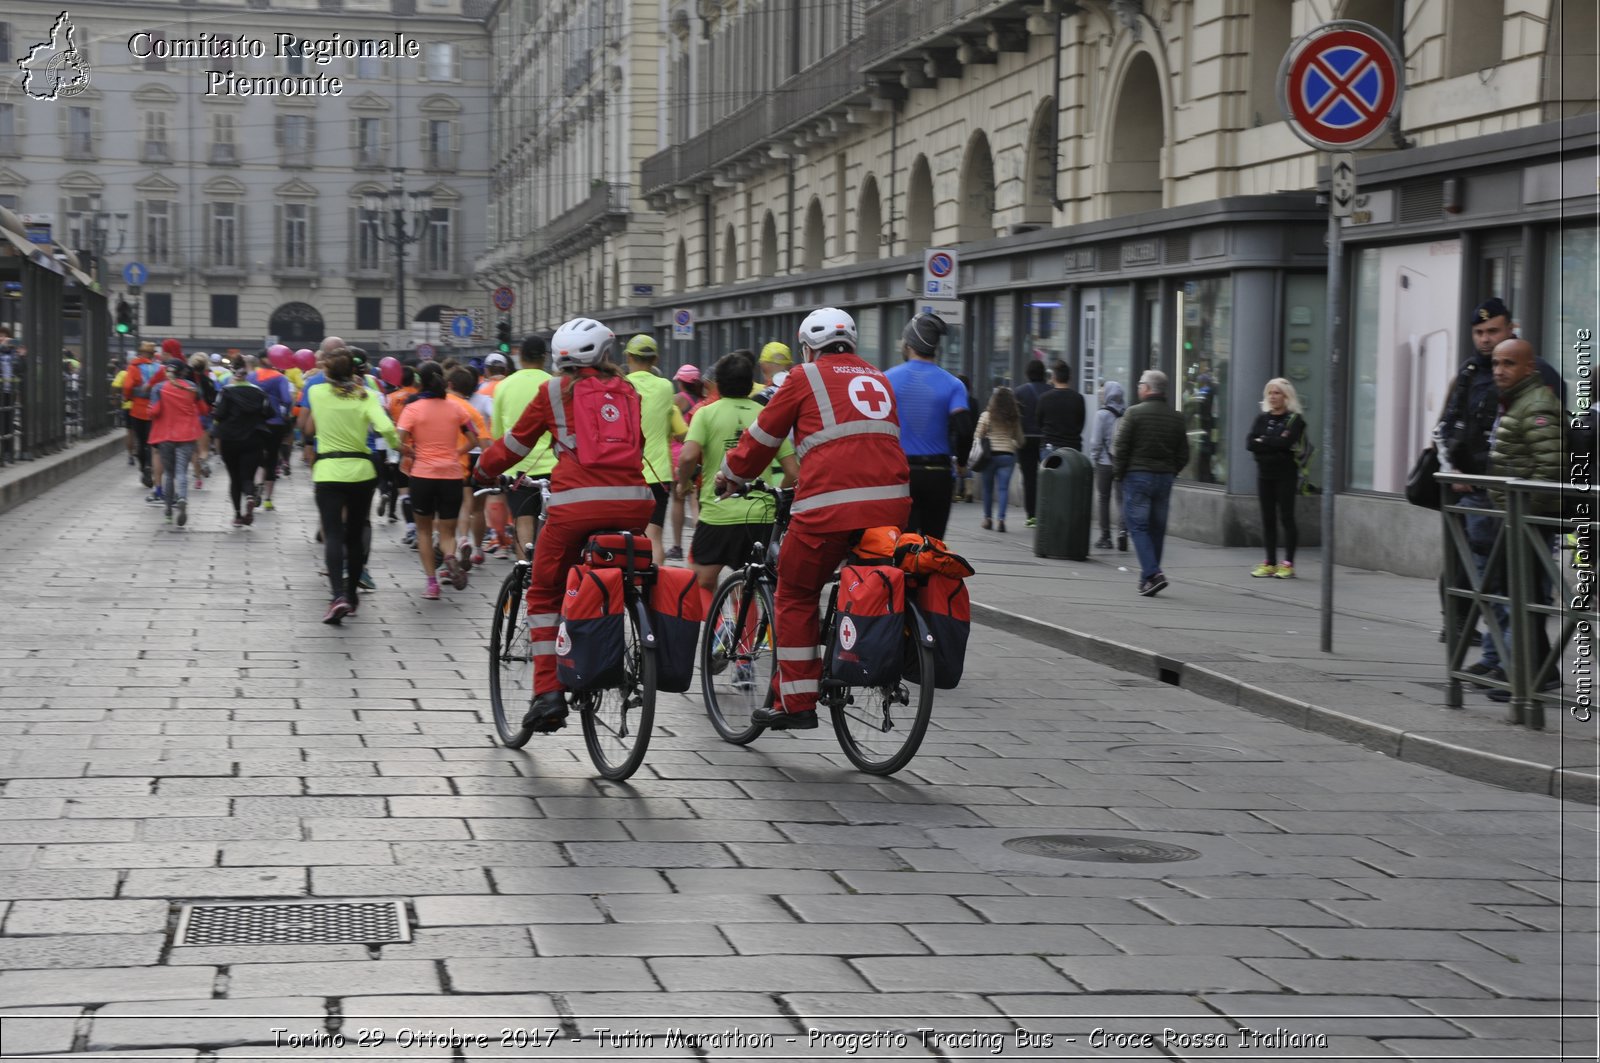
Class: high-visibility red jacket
477,367,652,509
721,354,910,533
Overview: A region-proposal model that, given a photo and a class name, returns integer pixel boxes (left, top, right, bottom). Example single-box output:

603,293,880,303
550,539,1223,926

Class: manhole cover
1002,834,1203,863
1103,743,1269,762
174,901,409,947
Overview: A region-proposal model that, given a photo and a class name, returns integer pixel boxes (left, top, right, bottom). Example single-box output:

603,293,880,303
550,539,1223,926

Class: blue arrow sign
123,262,147,286
450,315,475,339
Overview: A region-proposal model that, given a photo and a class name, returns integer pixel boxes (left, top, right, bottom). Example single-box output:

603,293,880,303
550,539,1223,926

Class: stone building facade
0,0,491,353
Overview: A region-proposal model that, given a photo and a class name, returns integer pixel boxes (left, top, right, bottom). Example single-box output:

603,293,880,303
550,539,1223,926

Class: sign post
671,308,694,341
922,249,958,299
1278,20,1403,653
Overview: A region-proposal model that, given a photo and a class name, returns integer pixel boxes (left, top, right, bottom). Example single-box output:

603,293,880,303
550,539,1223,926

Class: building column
1226,268,1280,497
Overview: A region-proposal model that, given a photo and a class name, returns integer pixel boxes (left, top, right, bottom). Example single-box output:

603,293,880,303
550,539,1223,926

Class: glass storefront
985,295,1015,389
1348,239,1462,493
1545,223,1599,405
1023,291,1068,371
1280,273,1327,453
856,305,882,368
1178,276,1231,484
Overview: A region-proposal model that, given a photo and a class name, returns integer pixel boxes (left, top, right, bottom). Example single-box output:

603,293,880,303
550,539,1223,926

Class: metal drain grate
1003,834,1203,864
174,900,410,947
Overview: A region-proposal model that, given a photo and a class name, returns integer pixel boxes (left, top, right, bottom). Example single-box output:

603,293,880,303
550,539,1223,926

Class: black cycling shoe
522,692,569,733
751,706,818,730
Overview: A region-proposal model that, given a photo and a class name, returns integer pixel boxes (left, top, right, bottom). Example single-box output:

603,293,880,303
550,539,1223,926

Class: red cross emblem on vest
848,376,892,420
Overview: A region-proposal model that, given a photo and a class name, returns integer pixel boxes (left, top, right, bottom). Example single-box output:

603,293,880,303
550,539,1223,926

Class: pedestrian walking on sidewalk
1090,380,1127,551
975,386,1025,533
1247,378,1307,579
1114,369,1188,597
1014,359,1050,528
885,312,970,539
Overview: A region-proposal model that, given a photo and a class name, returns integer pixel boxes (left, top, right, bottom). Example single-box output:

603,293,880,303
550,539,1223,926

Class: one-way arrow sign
1330,153,1356,218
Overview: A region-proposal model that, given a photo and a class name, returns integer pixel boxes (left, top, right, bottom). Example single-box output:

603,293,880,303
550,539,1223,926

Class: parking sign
923,249,958,299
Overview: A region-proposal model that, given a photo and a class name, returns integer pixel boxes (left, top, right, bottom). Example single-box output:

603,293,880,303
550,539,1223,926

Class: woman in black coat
211,354,274,526
1246,378,1307,579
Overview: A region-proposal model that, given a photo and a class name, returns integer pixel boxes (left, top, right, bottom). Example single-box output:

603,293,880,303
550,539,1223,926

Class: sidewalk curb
0,434,123,516
971,600,1598,805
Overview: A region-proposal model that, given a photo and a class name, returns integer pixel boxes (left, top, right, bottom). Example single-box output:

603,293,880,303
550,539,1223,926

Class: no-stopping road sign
491,286,515,312
1278,21,1403,151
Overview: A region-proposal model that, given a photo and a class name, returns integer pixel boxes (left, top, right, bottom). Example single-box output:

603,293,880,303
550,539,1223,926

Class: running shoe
665,545,684,562
231,516,245,527
345,595,360,617
176,500,188,527
402,526,417,547
242,497,255,526
357,570,376,591
193,478,203,491
1250,563,1276,578
422,577,441,601
200,462,213,479
262,499,275,511
443,556,468,591
1026,517,1038,528
140,468,153,488
471,548,486,567
1274,563,1295,579
456,537,474,571
322,596,352,625
145,490,164,506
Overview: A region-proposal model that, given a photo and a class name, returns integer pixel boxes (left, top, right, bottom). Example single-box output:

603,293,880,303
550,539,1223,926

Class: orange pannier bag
892,532,975,580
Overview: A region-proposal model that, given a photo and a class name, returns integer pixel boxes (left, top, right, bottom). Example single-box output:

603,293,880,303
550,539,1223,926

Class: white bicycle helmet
797,307,857,355
551,317,615,370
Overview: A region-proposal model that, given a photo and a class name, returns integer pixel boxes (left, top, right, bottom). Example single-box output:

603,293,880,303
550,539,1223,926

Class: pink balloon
267,343,292,360
378,356,403,388
268,350,293,370
294,349,316,371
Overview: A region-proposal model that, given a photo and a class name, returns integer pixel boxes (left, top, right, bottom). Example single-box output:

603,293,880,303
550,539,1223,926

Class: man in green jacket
1483,338,1564,700
1114,369,1190,597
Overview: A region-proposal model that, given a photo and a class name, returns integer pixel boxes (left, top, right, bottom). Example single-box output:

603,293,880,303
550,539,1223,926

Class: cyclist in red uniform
714,308,911,730
475,317,654,735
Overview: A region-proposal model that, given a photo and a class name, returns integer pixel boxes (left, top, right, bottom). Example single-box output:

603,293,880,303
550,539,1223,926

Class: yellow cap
759,341,792,367
625,334,659,358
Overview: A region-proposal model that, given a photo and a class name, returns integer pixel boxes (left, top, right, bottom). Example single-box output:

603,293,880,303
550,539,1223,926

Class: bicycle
700,481,936,775
477,475,657,781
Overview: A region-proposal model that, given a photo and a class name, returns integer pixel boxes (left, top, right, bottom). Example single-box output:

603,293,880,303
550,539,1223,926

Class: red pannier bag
647,567,706,693
556,565,626,691
909,573,970,689
830,563,906,688
583,531,652,570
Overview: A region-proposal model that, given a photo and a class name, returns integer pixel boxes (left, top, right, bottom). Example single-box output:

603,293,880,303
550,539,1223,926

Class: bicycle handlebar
473,474,550,498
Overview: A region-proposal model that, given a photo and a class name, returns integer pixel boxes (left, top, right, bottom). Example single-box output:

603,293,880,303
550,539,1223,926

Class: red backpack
551,377,641,470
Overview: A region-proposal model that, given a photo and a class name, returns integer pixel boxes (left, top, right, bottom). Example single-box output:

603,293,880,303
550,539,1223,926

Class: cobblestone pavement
0,458,1595,1061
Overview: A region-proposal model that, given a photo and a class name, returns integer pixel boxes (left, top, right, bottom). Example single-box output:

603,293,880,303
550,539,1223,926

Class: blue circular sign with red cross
927,252,954,278
1279,22,1403,151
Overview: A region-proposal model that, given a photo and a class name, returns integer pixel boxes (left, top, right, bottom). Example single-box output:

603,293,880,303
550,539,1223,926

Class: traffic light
496,319,511,353
115,298,134,335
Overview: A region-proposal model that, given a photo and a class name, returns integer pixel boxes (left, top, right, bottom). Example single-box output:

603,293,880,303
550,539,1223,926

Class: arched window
957,131,995,243
803,197,825,272
906,155,934,248
1106,53,1164,217
857,176,882,262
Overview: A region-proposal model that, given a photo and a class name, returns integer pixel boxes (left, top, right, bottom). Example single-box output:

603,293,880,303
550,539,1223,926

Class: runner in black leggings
211,354,275,527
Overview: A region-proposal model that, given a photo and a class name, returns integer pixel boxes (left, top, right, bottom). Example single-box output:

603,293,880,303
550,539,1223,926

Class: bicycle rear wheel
488,566,534,748
579,602,656,780
827,606,935,776
701,575,775,744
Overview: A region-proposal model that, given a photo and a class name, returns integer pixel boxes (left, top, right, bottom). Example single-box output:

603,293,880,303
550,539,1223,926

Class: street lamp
67,194,128,354
362,170,434,333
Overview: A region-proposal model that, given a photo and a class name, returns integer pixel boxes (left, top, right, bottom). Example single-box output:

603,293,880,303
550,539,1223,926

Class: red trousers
526,500,655,694
772,527,855,714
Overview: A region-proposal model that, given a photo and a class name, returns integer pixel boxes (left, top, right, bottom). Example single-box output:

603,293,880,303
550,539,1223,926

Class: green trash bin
1034,446,1094,560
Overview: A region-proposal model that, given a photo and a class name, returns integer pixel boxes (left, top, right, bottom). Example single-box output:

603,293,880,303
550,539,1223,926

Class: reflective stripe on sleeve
719,457,751,486
789,483,910,515
527,613,560,627
798,362,835,430
779,679,819,695
747,422,782,449
547,378,576,452
776,645,819,661
501,431,532,458
529,641,558,656
545,485,655,507
794,420,900,459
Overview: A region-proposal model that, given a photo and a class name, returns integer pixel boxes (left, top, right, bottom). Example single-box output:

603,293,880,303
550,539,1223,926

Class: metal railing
538,182,630,251
1439,472,1597,730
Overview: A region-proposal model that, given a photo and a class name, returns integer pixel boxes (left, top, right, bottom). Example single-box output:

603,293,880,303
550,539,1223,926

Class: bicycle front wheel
701,575,775,744
579,602,656,780
828,608,935,776
488,567,534,748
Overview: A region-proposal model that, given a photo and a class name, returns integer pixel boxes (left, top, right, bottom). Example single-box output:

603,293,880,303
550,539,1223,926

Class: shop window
1280,274,1327,449
1348,240,1462,493
1178,277,1232,484
145,292,172,328
1544,224,1599,407
1023,293,1067,370
856,306,881,368
1097,288,1134,412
